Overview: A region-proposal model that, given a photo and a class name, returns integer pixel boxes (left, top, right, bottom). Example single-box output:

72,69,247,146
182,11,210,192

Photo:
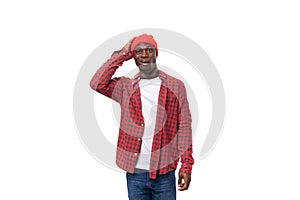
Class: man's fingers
178,178,190,191
130,37,136,43
177,174,183,186
177,174,185,190
123,37,136,52
185,177,191,190
178,172,191,191
178,182,188,191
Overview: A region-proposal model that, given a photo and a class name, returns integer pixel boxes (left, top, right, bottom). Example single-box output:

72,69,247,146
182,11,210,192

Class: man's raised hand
122,37,136,59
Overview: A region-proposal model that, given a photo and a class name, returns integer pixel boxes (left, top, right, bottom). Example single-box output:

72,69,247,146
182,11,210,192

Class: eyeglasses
134,47,155,55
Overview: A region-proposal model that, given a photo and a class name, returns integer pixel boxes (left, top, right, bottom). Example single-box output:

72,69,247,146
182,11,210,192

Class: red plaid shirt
90,48,194,179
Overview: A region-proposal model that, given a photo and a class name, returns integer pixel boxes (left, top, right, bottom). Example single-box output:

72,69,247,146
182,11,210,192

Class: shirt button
134,153,138,156
141,123,144,127
138,138,141,142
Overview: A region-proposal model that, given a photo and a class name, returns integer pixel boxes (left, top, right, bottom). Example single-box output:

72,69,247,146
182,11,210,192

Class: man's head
131,34,158,77
131,34,158,57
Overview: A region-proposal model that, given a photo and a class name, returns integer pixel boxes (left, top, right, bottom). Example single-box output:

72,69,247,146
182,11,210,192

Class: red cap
131,34,158,57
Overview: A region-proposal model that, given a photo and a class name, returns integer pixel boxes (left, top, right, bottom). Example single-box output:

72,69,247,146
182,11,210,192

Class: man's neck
140,68,159,79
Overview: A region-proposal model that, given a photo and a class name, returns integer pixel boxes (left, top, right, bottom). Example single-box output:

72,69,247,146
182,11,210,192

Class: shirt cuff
120,47,131,61
179,167,192,175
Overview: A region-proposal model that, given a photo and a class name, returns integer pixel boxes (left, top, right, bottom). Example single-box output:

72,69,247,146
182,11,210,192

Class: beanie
131,34,158,57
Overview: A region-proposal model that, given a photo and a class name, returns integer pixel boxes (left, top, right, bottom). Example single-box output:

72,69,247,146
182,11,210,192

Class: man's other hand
178,171,191,191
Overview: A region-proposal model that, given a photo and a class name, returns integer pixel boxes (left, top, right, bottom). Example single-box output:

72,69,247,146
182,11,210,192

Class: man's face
133,43,157,74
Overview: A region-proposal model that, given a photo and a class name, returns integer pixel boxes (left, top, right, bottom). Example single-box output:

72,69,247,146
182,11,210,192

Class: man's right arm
89,48,131,103
90,39,134,103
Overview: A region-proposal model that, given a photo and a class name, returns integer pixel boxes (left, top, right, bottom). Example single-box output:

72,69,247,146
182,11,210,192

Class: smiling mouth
140,61,150,66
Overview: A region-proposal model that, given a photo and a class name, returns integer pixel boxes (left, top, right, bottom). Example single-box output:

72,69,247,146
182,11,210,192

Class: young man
90,34,194,200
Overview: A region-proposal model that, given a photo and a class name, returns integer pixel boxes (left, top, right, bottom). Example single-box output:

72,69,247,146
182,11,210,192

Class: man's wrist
120,47,131,61
179,167,192,175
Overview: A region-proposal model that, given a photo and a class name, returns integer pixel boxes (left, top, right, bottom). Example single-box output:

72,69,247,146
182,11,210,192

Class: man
90,34,194,200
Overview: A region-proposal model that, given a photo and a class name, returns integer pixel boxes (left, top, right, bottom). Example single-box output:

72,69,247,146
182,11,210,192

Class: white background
1,0,299,199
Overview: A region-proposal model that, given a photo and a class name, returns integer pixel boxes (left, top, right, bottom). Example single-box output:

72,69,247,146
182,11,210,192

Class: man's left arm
177,81,194,191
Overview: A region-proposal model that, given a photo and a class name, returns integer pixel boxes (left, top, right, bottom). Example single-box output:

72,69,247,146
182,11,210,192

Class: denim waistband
134,168,149,173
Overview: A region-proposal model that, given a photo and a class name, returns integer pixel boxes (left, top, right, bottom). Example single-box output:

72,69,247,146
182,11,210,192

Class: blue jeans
126,170,176,200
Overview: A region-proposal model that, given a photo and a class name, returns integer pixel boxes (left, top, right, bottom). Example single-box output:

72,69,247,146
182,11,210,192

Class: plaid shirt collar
132,69,168,87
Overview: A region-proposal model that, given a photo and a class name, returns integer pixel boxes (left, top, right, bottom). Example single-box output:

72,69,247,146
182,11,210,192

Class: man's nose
141,49,149,57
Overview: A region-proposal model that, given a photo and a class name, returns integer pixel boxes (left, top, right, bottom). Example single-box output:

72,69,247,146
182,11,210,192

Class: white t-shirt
135,76,162,170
